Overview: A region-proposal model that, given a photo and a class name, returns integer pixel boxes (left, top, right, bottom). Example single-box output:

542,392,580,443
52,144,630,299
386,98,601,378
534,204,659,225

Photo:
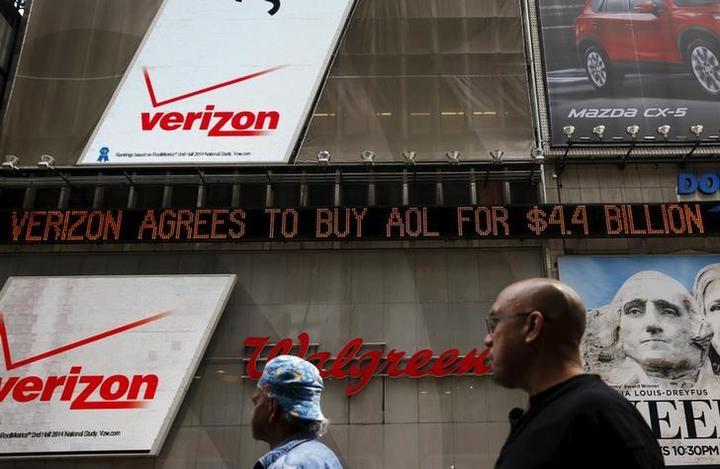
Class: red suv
575,0,720,97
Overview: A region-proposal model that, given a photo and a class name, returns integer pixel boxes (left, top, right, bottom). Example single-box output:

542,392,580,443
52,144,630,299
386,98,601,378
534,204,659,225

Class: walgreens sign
244,333,491,396
78,0,356,165
0,275,235,458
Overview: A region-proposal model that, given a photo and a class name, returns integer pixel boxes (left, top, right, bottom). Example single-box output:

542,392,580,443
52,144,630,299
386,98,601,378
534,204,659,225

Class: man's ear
268,398,282,423
525,311,544,343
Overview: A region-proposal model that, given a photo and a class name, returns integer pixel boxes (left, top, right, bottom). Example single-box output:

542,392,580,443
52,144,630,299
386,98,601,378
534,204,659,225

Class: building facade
0,0,719,468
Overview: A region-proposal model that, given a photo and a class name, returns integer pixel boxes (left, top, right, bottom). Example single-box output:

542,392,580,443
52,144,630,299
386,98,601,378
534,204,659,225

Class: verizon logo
0,310,169,410
0,366,157,410
141,67,283,137
141,105,279,137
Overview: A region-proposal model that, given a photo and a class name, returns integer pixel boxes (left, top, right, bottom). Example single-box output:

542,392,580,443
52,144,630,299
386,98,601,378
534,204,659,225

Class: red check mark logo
0,310,170,371
143,66,284,108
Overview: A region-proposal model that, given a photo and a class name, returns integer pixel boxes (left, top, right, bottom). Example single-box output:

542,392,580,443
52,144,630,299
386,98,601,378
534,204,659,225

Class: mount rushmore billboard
559,255,720,466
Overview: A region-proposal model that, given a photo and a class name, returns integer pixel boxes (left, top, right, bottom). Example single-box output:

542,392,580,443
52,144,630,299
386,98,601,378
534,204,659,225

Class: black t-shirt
495,374,665,469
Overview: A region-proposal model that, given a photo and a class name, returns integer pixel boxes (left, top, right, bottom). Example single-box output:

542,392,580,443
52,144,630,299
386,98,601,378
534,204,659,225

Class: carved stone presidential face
615,272,703,375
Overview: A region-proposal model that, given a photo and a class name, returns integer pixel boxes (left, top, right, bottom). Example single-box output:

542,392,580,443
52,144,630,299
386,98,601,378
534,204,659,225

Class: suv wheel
584,46,622,92
687,39,720,98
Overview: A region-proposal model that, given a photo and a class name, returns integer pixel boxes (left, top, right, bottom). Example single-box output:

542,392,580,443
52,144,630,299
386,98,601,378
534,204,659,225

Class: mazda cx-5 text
575,0,720,97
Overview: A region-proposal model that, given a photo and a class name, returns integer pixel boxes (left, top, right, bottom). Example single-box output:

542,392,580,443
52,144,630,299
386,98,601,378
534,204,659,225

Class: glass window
34,187,62,209
0,0,159,165
0,187,24,208
67,186,95,208
672,0,719,5
630,0,664,7
134,186,163,209
238,183,266,208
274,184,300,207
205,184,233,208
342,183,368,206
509,181,539,204
374,182,403,206
444,180,472,205
591,0,605,11
409,182,437,205
604,0,629,11
308,184,334,207
477,181,505,204
0,16,14,73
293,0,534,163
102,185,130,208
172,186,197,208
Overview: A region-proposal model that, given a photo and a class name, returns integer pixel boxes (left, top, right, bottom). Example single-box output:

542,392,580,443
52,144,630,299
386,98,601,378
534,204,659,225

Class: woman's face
703,280,720,350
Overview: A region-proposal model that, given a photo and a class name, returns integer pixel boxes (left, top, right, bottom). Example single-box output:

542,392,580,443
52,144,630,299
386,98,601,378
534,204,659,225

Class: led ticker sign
0,203,714,244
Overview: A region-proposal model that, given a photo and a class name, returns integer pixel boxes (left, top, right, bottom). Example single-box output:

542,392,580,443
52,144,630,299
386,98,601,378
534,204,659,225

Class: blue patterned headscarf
258,355,325,422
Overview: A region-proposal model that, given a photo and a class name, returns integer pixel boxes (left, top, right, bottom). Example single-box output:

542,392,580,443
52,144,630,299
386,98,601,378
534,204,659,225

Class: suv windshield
672,0,720,5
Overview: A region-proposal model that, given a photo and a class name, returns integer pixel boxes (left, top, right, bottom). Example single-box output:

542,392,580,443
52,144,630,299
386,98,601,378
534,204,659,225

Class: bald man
485,278,664,469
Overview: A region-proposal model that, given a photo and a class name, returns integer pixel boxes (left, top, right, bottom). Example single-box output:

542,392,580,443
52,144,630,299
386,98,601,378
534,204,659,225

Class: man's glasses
485,311,534,335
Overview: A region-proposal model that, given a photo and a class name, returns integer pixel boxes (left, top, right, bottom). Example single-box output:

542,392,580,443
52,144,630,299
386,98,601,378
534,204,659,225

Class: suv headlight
715,13,720,21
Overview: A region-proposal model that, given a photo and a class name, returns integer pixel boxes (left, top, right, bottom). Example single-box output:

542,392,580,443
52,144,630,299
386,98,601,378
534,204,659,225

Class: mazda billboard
537,0,720,146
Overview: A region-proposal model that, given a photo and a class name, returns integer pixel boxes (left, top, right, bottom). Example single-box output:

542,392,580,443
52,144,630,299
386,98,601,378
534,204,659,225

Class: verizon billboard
0,275,235,457
77,0,356,165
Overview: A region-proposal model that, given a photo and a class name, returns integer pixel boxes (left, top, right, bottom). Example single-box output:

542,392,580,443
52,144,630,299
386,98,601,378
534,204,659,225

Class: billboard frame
76,0,359,168
522,0,720,160
0,274,237,459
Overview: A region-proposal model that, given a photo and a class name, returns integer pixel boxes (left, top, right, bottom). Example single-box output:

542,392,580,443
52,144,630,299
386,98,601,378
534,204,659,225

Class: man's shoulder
553,376,658,446
559,375,631,412
273,439,342,469
541,375,646,430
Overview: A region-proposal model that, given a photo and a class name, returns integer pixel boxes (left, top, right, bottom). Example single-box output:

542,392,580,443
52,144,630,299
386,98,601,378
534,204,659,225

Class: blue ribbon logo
97,147,110,163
